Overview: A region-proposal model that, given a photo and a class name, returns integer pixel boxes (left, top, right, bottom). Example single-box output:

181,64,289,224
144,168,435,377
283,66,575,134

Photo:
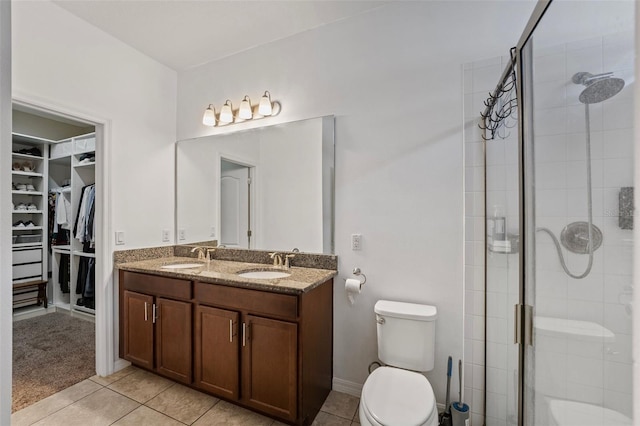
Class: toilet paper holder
346,267,367,287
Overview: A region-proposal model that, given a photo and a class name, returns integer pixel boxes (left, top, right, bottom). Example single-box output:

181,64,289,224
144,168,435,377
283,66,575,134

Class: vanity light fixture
219,100,234,124
238,96,253,120
258,91,273,116
202,104,216,126
201,91,281,127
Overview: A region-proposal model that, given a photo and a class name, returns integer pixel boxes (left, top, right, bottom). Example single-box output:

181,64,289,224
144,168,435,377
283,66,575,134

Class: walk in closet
11,106,97,318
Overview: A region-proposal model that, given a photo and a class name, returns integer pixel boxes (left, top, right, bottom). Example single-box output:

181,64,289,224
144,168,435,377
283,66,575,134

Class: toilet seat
361,366,437,426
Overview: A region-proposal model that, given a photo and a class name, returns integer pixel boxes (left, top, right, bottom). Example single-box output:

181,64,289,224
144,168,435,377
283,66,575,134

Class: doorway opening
10,101,103,413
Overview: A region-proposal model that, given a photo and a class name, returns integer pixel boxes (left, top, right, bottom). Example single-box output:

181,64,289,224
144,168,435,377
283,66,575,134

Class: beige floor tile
90,365,138,386
112,405,185,426
146,383,218,424
107,369,173,404
193,400,273,426
353,404,360,424
319,391,360,420
31,388,139,426
311,411,352,426
11,379,102,426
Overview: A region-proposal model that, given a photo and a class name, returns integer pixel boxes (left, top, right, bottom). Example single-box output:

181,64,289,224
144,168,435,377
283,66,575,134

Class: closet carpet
12,312,95,413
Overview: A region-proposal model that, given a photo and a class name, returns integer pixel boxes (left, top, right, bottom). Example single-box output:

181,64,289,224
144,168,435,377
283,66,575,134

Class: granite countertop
117,256,337,295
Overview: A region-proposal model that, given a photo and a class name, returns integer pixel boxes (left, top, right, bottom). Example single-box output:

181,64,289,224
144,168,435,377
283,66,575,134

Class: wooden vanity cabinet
119,271,193,384
194,280,332,425
120,269,333,425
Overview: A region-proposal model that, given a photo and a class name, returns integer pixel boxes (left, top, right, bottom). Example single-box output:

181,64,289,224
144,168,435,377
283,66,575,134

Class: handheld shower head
572,71,625,104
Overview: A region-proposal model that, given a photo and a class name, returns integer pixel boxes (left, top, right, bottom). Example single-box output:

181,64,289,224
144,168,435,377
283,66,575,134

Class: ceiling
52,0,387,71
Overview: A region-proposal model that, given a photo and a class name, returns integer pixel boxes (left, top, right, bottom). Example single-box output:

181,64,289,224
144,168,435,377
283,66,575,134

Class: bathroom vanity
117,256,335,425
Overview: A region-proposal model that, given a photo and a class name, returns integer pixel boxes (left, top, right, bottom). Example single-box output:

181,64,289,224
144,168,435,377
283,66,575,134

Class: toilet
359,300,439,426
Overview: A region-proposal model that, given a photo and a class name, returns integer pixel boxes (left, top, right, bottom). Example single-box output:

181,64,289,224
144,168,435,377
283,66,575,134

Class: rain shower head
572,71,625,104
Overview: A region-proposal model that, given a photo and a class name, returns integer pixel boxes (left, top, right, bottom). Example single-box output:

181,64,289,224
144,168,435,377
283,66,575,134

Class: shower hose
536,103,594,279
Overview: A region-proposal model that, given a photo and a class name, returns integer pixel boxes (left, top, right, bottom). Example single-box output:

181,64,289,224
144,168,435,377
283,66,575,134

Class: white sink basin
237,270,291,279
160,263,205,269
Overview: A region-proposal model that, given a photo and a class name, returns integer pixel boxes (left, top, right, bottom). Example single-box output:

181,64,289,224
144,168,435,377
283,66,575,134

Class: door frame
217,152,257,249
11,91,114,379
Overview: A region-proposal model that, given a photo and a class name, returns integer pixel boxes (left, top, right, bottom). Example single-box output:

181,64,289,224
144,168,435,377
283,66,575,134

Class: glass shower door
522,2,635,425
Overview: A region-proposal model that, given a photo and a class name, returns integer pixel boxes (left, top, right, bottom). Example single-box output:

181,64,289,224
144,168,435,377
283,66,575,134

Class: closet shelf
74,161,95,169
52,245,71,254
73,251,96,258
12,226,43,231
13,210,43,214
12,190,43,196
12,171,43,178
73,305,95,315
12,152,44,160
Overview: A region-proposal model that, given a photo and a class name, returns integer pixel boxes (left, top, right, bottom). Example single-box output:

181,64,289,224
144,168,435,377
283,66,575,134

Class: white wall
12,0,177,250
0,1,11,424
8,0,178,412
177,1,534,404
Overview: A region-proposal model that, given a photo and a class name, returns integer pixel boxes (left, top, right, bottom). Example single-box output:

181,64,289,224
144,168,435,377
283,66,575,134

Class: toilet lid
362,367,436,426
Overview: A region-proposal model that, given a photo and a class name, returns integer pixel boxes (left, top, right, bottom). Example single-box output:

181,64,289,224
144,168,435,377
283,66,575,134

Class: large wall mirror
176,116,334,254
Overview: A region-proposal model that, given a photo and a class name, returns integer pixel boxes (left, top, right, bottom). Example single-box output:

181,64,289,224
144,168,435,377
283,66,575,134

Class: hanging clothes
58,253,70,293
49,192,70,248
76,257,95,309
73,184,96,253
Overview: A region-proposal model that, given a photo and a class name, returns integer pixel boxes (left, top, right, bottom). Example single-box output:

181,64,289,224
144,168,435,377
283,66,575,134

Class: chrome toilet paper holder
347,267,366,287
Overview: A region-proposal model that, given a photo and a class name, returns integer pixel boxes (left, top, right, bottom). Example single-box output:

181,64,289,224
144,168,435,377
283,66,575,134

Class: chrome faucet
269,252,283,268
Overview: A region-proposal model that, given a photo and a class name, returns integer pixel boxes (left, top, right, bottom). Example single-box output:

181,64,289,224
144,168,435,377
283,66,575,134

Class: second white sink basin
161,263,205,269
237,270,291,279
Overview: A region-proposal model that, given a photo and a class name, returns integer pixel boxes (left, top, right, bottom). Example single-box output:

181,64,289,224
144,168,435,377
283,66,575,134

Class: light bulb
219,100,234,123
202,105,216,126
239,96,253,120
258,91,272,116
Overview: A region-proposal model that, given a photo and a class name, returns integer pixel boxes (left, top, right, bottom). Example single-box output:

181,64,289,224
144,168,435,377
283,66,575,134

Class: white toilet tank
374,300,437,371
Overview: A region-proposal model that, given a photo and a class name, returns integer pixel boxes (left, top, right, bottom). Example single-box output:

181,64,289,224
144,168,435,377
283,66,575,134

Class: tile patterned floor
11,366,361,426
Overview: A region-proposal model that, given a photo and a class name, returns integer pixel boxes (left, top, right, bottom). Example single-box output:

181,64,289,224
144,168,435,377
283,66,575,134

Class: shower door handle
514,304,534,346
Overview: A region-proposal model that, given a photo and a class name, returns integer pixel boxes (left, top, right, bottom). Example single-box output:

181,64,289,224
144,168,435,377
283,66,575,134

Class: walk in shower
475,1,635,425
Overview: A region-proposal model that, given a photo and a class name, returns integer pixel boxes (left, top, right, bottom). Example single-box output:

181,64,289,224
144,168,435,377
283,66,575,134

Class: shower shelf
535,316,615,342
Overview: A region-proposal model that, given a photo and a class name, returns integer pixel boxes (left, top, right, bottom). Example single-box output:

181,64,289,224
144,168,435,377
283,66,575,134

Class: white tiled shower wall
463,31,634,426
463,54,516,426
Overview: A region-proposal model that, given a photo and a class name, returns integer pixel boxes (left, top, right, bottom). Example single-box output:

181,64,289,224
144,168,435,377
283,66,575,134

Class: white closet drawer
74,136,95,154
50,140,72,159
13,248,43,264
13,262,42,279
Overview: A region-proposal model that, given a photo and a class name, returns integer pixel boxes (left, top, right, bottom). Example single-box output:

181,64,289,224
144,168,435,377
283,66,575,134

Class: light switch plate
115,231,125,245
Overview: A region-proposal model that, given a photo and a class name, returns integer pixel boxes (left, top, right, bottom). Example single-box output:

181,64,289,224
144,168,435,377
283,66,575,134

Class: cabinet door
242,315,297,422
156,297,192,384
123,290,154,369
194,305,240,399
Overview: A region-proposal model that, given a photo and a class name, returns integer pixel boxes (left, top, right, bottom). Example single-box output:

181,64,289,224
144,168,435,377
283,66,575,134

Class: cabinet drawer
13,248,42,265
13,262,42,280
121,271,191,300
195,282,297,320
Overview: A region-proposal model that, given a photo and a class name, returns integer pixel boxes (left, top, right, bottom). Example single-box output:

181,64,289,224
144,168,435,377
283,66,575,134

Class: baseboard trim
332,377,363,397
113,358,131,373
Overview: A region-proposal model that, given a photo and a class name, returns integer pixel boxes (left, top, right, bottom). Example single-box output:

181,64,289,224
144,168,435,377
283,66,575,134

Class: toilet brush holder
451,401,469,426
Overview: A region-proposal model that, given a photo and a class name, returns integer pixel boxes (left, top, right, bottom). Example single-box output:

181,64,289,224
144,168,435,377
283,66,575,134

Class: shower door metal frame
482,1,554,425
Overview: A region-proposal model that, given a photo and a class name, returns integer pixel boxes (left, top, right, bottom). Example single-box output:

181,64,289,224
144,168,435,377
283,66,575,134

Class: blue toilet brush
451,359,470,426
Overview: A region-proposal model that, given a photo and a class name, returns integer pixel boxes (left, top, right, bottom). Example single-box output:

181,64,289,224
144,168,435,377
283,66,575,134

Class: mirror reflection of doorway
220,159,252,249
